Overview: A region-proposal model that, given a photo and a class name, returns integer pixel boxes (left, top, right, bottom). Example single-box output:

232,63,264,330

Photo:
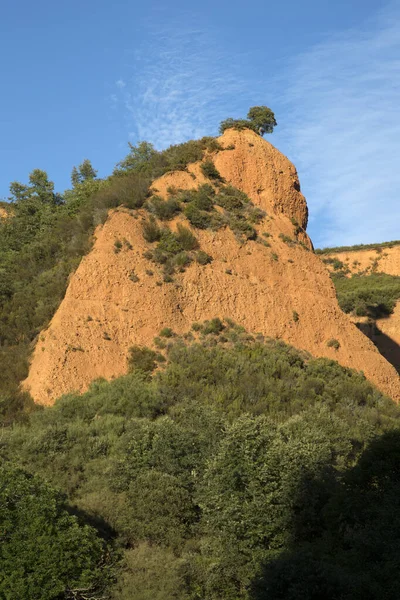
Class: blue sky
1,0,398,247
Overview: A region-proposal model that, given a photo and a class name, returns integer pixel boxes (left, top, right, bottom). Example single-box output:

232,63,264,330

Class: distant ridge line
316,240,400,255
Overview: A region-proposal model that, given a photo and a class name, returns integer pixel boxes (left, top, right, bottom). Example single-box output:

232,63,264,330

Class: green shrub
195,251,213,265
219,106,277,136
323,257,348,272
316,240,400,254
142,217,162,243
279,233,295,246
147,196,181,220
129,270,139,282
327,338,340,350
128,345,163,374
247,206,266,223
175,224,199,250
184,204,212,229
215,186,247,210
111,544,189,600
201,137,224,152
160,327,175,338
229,216,257,241
203,318,225,335
191,187,215,211
157,230,183,255
173,251,192,269
219,118,257,134
200,159,224,182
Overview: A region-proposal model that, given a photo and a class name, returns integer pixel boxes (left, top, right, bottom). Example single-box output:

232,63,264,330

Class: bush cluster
166,183,264,241
141,221,202,282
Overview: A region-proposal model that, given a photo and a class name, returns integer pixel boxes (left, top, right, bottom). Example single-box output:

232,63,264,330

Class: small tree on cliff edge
247,106,277,135
219,105,277,135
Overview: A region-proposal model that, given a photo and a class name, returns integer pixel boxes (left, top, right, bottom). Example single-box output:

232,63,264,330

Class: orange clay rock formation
322,244,400,277
322,244,400,372
24,128,400,404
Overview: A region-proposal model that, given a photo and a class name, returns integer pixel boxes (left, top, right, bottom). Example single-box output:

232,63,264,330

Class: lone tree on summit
219,105,277,136
247,106,277,135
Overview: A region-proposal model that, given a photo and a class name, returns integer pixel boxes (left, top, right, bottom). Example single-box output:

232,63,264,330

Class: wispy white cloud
274,2,400,247
111,3,400,248
112,19,254,149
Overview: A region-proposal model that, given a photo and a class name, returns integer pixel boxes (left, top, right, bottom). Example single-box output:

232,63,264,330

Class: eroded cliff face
24,129,400,404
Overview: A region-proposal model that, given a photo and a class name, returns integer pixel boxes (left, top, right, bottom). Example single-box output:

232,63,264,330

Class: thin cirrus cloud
112,25,253,149
275,2,400,248
112,3,400,248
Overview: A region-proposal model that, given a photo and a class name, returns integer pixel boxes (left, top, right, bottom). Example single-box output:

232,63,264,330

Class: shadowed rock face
24,129,400,405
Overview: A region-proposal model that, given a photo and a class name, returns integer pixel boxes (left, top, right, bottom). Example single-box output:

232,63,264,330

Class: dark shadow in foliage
355,321,400,374
250,431,400,600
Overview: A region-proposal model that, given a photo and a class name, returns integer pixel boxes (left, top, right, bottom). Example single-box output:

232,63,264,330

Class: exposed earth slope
24,129,400,404
321,244,400,277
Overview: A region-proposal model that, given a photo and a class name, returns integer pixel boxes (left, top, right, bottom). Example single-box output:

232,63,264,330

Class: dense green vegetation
332,272,400,318
1,324,400,598
0,465,111,599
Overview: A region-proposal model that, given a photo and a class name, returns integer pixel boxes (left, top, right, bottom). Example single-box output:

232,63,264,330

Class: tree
219,106,277,136
29,169,60,204
9,181,30,203
0,465,109,599
9,170,62,205
79,158,97,181
114,141,158,174
71,159,97,187
71,166,80,187
247,106,277,135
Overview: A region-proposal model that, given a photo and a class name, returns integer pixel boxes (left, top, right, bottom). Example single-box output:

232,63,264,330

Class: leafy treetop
219,105,277,135
9,169,62,206
71,159,98,187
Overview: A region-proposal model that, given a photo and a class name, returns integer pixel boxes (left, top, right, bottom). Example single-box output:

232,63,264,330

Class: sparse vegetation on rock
219,105,277,135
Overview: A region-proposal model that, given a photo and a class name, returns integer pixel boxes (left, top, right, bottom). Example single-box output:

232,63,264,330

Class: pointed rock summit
24,129,400,404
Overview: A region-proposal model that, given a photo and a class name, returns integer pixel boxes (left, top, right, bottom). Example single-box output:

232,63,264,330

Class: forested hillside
2,325,400,599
